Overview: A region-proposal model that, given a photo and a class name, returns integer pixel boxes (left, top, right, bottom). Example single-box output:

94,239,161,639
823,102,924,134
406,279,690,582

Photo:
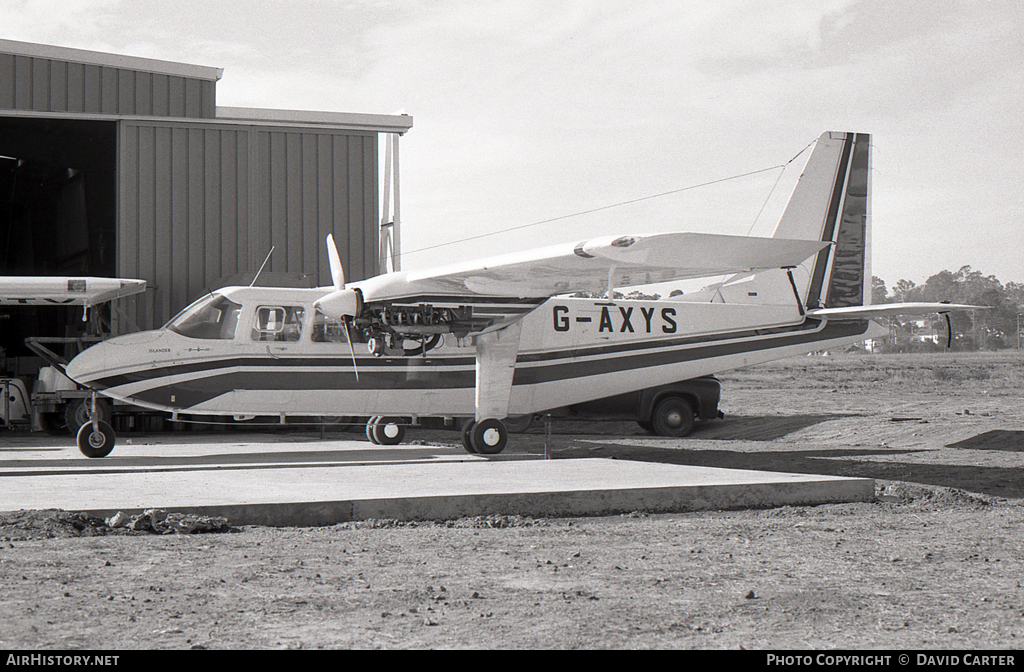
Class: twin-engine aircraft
64,132,974,457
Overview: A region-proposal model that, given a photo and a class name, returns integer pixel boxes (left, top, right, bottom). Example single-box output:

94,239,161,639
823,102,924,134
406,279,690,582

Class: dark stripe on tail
806,133,854,309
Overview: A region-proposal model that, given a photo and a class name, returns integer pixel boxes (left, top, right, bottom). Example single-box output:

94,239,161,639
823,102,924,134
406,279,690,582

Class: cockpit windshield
165,294,242,340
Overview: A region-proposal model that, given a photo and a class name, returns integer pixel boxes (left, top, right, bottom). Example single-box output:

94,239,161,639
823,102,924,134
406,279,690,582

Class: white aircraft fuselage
63,286,883,420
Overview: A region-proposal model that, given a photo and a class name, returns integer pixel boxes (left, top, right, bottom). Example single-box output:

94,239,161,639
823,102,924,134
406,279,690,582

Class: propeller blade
326,233,345,291
342,318,360,381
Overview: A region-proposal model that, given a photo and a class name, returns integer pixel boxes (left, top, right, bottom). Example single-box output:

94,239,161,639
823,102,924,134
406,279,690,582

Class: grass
718,350,1024,391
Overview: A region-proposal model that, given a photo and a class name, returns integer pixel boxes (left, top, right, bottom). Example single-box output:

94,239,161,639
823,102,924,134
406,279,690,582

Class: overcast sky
3,0,1021,287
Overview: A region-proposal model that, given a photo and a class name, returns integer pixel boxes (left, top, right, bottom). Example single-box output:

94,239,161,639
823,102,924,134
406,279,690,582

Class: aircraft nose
65,330,164,387
66,338,115,385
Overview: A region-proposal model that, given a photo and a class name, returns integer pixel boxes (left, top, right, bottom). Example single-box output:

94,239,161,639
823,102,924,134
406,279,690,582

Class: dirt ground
1,350,1022,650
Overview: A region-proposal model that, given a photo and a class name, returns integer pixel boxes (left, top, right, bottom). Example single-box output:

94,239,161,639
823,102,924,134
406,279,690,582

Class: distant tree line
872,266,1024,351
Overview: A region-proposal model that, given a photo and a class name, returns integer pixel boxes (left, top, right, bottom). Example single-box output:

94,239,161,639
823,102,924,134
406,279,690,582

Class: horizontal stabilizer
807,302,984,320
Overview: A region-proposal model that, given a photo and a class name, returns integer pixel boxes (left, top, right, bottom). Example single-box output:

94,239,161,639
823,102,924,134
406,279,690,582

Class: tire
65,399,110,434
651,396,695,438
76,420,116,458
369,417,405,446
365,416,380,444
461,420,477,454
637,419,654,433
470,418,508,455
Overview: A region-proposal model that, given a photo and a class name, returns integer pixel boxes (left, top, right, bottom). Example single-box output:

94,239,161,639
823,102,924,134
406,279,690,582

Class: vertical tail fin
774,132,872,309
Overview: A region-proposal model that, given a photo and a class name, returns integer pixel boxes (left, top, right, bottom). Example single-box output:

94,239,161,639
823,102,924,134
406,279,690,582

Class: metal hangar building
0,38,412,360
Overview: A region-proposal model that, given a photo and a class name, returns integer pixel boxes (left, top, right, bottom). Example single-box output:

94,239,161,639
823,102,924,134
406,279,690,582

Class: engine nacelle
314,288,363,320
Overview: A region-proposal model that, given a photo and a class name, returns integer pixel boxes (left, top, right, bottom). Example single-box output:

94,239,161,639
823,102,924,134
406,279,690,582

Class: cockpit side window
167,295,242,340
252,306,305,342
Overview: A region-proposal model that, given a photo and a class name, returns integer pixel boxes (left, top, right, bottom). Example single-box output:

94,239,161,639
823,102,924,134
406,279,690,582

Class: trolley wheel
651,396,695,438
369,416,406,446
65,398,110,434
77,420,116,458
469,418,509,455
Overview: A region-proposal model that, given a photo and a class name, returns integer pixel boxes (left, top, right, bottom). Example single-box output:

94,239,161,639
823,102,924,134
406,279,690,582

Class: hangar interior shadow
0,117,117,359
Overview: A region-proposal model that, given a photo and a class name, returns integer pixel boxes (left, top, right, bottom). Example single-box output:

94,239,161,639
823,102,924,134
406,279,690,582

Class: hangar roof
217,106,413,135
0,39,412,134
0,38,223,81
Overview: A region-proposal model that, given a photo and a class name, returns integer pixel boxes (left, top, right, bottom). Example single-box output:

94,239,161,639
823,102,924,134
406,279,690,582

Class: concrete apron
0,437,873,526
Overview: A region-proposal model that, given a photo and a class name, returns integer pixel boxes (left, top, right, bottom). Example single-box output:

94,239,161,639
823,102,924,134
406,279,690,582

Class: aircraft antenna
250,247,275,287
746,138,816,236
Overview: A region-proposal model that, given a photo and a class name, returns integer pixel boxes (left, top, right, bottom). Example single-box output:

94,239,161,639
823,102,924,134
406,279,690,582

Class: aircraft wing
0,277,147,306
807,303,983,319
376,232,829,300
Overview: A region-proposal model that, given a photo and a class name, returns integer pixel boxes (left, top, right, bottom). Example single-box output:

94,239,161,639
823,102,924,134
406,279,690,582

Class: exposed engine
351,303,493,357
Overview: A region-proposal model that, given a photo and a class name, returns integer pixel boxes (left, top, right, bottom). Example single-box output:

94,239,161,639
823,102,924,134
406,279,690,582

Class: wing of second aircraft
0,277,147,306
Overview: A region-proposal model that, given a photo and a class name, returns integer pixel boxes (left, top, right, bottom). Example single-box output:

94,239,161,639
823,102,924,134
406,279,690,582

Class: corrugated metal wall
0,53,215,118
118,120,378,329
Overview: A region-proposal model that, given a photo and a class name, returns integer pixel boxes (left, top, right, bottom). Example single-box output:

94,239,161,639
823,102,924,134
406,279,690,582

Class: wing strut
474,321,523,423
786,268,806,317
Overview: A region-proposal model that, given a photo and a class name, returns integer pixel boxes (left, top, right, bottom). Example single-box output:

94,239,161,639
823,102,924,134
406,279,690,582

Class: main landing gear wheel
77,420,116,458
366,416,406,446
651,396,695,438
461,420,478,454
468,418,509,455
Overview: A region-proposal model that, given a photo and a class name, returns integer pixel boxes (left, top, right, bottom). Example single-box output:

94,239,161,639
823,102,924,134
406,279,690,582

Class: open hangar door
0,115,117,364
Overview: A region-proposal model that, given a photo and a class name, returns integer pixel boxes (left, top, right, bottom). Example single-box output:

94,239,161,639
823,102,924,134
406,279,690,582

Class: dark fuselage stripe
112,319,869,410
513,319,867,385
516,318,823,363
93,319,824,390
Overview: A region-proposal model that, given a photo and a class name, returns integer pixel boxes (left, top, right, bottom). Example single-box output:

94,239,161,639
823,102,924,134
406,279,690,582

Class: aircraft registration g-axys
64,132,975,457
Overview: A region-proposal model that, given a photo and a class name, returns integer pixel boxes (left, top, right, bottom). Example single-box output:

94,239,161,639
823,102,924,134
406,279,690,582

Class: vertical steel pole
379,134,393,274
392,133,401,272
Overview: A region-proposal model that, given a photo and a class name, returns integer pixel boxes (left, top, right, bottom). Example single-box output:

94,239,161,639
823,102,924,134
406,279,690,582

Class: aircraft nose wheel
76,420,116,458
365,416,406,445
464,418,509,455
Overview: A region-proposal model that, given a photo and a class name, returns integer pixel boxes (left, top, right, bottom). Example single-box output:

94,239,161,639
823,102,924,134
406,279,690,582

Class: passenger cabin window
311,306,349,343
251,306,305,342
166,295,242,340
